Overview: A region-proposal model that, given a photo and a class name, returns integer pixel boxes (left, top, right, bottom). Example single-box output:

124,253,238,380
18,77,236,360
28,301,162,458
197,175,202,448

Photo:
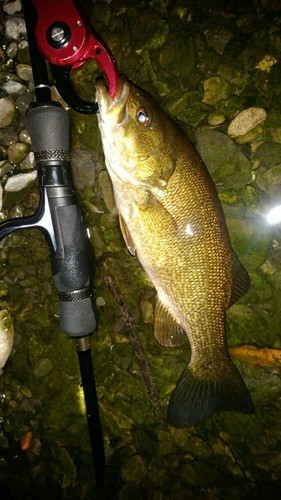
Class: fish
96,75,254,427
0,309,14,374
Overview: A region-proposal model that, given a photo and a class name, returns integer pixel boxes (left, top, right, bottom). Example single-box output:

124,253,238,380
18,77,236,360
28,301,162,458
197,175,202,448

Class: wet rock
3,0,22,15
202,76,232,105
195,128,252,189
33,358,53,378
4,170,37,191
99,170,116,213
16,92,35,116
0,96,16,127
256,164,281,195
121,454,148,486
205,26,233,55
1,80,26,95
0,309,14,372
4,15,26,41
228,107,267,137
0,160,13,178
19,128,31,144
0,183,3,210
19,151,34,170
254,142,281,168
7,141,29,165
207,111,226,126
16,64,33,82
5,41,18,59
139,299,153,322
0,128,18,146
71,148,95,190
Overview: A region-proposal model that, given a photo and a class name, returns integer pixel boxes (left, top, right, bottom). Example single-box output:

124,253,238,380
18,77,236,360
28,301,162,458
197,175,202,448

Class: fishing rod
0,0,118,488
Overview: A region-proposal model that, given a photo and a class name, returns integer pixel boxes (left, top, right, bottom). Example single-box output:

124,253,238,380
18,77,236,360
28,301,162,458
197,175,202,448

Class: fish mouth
96,75,129,125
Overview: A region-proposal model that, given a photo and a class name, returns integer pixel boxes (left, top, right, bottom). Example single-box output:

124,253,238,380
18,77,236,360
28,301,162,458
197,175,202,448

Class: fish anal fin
167,358,254,428
229,252,250,307
119,215,136,256
155,297,187,347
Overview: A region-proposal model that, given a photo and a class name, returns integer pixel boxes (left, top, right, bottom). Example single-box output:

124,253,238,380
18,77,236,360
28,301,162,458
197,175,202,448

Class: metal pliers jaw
30,0,119,113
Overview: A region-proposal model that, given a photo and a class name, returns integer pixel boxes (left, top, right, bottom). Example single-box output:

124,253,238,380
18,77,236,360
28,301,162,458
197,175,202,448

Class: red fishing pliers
25,0,119,113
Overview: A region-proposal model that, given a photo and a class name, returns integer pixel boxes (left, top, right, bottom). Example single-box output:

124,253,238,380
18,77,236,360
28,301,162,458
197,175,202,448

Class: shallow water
1,0,281,498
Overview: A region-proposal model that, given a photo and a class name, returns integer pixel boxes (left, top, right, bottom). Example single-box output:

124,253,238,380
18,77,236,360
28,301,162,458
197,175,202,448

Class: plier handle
28,0,118,113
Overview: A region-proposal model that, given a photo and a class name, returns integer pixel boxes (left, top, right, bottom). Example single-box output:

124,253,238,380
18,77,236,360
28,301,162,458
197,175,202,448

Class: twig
104,275,166,423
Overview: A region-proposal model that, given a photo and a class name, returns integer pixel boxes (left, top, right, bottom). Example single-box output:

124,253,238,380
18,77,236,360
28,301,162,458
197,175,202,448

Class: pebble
4,15,26,41
5,170,37,191
3,0,22,15
6,42,18,59
0,96,16,127
19,128,31,144
33,358,53,378
19,151,34,170
71,149,95,189
0,128,18,146
207,111,226,126
7,141,29,165
202,76,232,105
0,183,3,211
1,80,26,95
227,107,267,137
16,92,35,115
0,309,14,371
0,161,14,178
16,64,33,82
99,170,116,213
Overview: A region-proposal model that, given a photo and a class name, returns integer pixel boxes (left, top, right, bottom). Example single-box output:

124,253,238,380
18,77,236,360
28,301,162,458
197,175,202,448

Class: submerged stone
0,96,17,127
227,107,267,137
202,76,232,105
195,128,252,189
33,358,53,378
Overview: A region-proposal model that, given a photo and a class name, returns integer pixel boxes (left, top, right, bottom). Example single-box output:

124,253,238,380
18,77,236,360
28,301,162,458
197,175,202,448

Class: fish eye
137,107,151,126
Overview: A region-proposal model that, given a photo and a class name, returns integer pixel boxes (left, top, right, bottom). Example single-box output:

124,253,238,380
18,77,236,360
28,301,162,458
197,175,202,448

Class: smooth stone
19,128,31,144
0,96,16,127
16,64,33,82
19,151,35,170
0,309,14,371
5,41,17,59
0,128,18,146
228,107,267,137
33,358,53,378
7,141,29,165
202,76,232,105
195,128,252,189
207,111,226,126
0,183,3,210
99,170,116,213
4,15,27,41
5,170,37,191
1,80,26,95
71,148,95,190
3,0,22,15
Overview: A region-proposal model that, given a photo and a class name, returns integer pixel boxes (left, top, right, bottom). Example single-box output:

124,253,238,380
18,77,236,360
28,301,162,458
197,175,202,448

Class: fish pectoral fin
139,193,178,235
154,297,187,347
119,215,136,256
229,252,251,307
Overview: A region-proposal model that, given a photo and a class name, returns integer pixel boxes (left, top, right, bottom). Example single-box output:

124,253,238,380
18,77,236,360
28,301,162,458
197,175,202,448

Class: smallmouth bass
96,76,254,427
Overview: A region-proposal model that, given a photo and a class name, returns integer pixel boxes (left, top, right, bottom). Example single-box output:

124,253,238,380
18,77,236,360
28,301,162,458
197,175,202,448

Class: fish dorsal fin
119,215,136,256
154,296,187,347
229,252,251,307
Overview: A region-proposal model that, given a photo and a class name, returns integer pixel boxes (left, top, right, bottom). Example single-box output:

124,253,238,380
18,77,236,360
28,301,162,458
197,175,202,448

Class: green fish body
96,76,254,427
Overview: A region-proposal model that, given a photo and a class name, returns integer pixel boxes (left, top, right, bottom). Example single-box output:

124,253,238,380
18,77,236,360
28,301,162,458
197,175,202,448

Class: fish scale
96,75,254,427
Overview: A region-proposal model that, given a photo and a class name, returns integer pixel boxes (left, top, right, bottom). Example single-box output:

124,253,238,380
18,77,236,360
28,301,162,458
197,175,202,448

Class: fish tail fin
167,359,254,427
